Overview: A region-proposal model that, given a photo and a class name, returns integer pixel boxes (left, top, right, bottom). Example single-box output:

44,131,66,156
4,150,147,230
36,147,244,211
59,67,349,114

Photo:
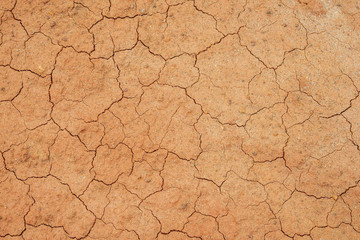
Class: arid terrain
1,0,360,239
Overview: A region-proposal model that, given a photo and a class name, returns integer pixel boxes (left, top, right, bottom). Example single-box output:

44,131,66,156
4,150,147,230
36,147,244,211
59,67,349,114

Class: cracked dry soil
1,0,360,239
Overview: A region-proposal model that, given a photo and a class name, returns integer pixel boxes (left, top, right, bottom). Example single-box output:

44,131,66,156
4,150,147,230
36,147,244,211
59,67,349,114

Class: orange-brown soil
1,0,360,239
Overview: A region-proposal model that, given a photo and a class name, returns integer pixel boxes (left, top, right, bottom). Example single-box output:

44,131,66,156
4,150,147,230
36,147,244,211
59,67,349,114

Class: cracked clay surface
1,0,360,239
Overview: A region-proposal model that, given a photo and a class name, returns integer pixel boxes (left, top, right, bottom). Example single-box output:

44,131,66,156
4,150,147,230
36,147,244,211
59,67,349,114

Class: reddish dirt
1,0,360,239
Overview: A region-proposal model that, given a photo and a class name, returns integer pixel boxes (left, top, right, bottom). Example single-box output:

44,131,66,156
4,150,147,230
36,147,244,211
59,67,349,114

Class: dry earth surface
1,0,360,239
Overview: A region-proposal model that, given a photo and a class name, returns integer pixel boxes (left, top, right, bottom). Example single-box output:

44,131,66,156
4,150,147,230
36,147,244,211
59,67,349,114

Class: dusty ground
1,0,360,239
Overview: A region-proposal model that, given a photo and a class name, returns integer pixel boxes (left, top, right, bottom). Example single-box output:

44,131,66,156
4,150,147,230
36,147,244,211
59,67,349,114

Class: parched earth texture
1,0,360,239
